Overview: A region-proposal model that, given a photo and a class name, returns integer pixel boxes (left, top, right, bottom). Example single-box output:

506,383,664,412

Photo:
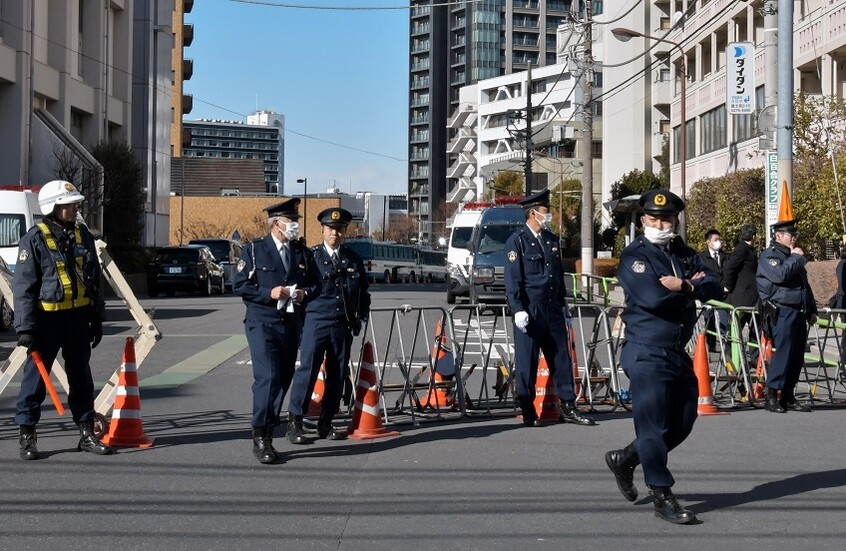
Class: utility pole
763,0,778,239
580,3,594,277
524,62,533,196
777,0,794,199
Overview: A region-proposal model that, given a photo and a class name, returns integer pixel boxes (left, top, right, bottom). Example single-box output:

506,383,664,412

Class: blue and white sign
727,42,755,115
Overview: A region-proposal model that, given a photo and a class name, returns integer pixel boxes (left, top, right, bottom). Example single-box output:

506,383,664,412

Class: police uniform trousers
288,319,353,418
16,310,95,426
245,314,300,428
514,310,576,401
621,341,698,488
766,306,808,391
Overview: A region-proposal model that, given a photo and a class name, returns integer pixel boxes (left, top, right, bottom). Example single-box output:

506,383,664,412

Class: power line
229,0,480,9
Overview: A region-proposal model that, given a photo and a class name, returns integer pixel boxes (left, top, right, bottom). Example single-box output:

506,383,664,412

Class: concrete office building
408,0,583,244
170,0,194,158
0,0,136,232
182,113,284,195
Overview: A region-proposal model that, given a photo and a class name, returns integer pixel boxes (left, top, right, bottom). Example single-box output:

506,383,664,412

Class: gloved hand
514,311,529,333
90,321,103,349
17,332,35,352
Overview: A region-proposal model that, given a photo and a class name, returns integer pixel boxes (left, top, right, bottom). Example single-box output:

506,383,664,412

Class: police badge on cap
640,189,685,216
317,207,352,228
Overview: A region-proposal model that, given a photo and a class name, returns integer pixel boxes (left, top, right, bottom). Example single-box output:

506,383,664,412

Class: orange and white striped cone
420,320,455,410
533,354,560,422
694,333,729,416
306,361,327,416
348,342,400,440
101,337,155,448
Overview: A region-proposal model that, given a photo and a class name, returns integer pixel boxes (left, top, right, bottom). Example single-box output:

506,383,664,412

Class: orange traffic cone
348,342,400,440
101,337,155,448
420,320,455,410
533,353,560,422
306,360,327,416
777,181,795,223
693,333,729,416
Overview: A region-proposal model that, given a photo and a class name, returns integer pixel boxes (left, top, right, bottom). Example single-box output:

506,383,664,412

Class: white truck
446,204,485,304
0,190,41,330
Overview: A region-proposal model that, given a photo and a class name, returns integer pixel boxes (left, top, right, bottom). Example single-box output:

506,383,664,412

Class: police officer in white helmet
12,180,112,460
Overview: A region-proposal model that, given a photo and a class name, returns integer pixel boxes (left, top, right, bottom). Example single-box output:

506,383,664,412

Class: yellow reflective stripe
35,222,91,311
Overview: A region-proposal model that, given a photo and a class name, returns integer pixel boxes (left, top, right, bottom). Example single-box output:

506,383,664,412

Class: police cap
518,189,550,211
639,189,685,216
771,219,799,234
263,197,301,219
318,207,352,228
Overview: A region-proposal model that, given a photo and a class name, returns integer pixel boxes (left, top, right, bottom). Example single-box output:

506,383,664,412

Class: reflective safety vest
36,222,91,311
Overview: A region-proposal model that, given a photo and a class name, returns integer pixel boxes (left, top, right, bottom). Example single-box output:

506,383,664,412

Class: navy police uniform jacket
756,242,816,316
504,227,567,318
618,235,722,349
305,245,371,333
233,235,314,322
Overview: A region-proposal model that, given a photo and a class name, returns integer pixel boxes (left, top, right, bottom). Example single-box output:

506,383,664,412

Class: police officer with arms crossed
233,198,312,464
756,218,816,413
287,208,371,443
503,189,595,428
606,190,721,524
14,180,112,460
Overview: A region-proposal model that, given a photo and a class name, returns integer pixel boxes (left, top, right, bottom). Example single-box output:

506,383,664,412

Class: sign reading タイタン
726,42,755,114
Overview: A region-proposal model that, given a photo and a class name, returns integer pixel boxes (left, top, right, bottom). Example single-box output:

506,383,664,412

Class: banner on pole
765,151,778,239
727,42,755,115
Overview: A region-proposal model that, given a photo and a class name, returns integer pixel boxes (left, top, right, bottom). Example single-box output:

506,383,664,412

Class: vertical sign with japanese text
727,42,755,115
765,151,779,239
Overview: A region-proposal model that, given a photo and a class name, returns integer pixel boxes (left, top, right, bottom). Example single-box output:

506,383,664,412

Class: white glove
514,311,529,333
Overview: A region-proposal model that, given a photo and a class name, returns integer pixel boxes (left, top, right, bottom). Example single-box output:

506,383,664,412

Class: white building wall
248,110,286,194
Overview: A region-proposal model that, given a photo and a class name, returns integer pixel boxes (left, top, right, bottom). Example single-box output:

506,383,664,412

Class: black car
188,238,242,292
147,245,225,297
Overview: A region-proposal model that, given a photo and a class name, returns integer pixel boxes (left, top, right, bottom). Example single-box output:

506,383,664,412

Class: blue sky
186,0,409,196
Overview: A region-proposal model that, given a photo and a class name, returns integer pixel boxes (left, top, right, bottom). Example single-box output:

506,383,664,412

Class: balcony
184,0,194,13
410,169,429,179
411,6,431,18
652,76,670,106
411,77,430,90
446,128,475,154
410,131,430,143
411,60,430,72
411,41,430,54
183,24,194,47
182,94,193,114
411,23,430,36
410,96,429,107
410,114,430,125
182,58,193,80
447,151,476,179
652,131,669,159
410,184,430,197
446,103,477,128
181,127,192,147
447,176,478,203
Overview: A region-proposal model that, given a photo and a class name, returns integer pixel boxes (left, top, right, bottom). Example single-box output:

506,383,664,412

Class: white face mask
533,211,553,230
643,225,675,245
711,240,722,251
281,221,299,240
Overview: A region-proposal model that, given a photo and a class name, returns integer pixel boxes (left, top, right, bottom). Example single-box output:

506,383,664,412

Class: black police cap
318,207,352,228
639,189,685,215
772,219,799,234
263,197,301,219
519,189,550,211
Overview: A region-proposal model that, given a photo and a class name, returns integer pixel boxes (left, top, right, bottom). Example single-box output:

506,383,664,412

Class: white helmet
38,180,85,215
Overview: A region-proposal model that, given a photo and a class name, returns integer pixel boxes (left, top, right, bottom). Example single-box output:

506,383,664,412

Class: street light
612,27,688,239
296,177,308,243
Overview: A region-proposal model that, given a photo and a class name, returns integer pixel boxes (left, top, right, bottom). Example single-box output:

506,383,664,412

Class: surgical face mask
534,211,553,230
643,225,675,245
711,240,722,251
280,221,299,240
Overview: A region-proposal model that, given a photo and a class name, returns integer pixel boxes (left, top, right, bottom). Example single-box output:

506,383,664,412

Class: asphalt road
0,283,844,550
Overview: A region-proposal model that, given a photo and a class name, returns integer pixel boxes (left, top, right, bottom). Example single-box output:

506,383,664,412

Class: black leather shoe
780,395,812,412
77,420,114,455
605,446,638,502
764,388,786,413
521,418,547,427
649,486,697,524
252,427,277,464
317,419,348,440
19,427,39,461
518,397,543,427
286,414,308,445
559,400,596,426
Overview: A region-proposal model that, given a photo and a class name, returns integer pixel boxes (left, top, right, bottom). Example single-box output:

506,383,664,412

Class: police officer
756,218,816,413
605,190,721,524
287,207,371,443
13,180,112,460
697,229,728,351
503,189,594,428
233,198,312,464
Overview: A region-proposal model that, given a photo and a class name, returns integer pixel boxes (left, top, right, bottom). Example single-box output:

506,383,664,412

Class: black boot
252,427,277,464
779,389,811,412
605,443,639,502
19,426,39,461
649,486,697,524
317,416,348,440
764,387,786,413
285,413,308,445
77,420,113,455
559,400,596,426
518,396,544,427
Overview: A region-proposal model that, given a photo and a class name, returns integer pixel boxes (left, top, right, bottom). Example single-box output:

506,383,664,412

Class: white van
0,190,42,271
446,205,485,304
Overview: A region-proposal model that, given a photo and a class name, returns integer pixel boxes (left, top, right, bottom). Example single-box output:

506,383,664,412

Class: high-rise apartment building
171,0,194,158
408,0,582,245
